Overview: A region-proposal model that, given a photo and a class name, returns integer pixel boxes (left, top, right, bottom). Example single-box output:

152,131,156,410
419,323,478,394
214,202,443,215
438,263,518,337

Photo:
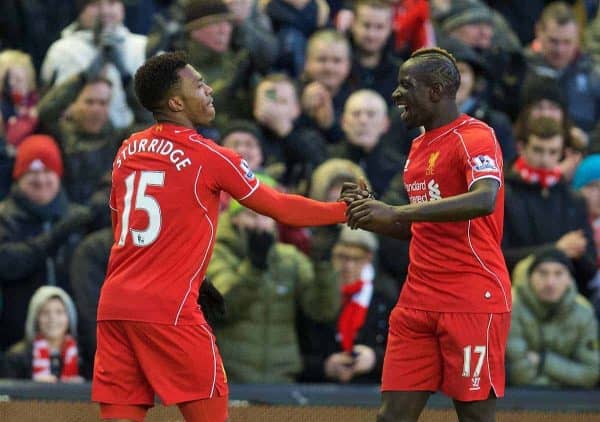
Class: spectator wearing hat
525,2,600,134
298,226,395,384
3,286,85,382
180,0,272,130
436,0,526,119
507,248,600,388
503,116,597,298
438,37,516,163
0,135,91,351
206,173,340,382
41,0,147,129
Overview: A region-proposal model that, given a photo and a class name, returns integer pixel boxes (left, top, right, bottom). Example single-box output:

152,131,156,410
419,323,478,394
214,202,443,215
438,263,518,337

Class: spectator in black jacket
503,116,597,297
299,226,394,383
69,227,112,379
253,73,328,191
348,0,401,107
0,135,91,351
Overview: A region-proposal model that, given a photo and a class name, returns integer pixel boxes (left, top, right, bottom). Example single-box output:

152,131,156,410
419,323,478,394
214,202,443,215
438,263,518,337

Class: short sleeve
209,144,260,200
109,172,117,211
457,123,503,189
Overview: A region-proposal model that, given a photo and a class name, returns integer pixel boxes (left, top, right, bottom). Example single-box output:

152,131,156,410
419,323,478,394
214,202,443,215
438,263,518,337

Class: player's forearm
369,221,412,240
242,185,347,227
394,188,496,223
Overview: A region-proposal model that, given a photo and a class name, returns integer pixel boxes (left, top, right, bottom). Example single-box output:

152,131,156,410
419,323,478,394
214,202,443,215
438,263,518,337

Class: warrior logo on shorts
471,155,497,172
240,159,255,180
470,376,481,391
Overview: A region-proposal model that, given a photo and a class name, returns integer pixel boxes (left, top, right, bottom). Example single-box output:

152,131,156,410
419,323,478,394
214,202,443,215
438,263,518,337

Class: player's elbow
476,190,497,216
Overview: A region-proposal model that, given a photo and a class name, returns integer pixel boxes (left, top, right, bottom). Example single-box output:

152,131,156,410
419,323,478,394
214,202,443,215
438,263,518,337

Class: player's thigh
438,312,510,402
381,307,442,392
178,395,229,422
126,322,228,406
92,321,154,407
377,391,431,422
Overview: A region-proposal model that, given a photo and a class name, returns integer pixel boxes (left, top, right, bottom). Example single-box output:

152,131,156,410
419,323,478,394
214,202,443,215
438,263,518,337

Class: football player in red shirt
91,51,347,422
343,48,511,422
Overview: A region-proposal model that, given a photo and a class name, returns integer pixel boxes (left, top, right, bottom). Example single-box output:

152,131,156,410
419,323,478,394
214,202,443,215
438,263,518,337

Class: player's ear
429,83,443,102
167,95,184,112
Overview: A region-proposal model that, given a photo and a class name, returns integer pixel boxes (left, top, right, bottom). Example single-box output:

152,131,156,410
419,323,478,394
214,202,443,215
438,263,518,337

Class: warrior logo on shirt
472,155,497,172
239,159,255,180
426,151,440,175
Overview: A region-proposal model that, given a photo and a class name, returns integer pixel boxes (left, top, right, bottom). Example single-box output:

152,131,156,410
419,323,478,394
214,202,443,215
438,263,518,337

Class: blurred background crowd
0,0,599,389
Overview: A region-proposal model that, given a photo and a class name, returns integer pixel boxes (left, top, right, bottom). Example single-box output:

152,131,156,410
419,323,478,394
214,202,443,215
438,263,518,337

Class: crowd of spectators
0,0,599,389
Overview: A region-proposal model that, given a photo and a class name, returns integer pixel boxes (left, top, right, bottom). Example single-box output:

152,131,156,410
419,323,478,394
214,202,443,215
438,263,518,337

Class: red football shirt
97,123,259,325
399,114,512,313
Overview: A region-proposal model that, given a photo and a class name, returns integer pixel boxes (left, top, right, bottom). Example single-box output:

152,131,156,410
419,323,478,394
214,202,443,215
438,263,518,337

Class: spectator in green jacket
507,248,600,388
207,174,340,383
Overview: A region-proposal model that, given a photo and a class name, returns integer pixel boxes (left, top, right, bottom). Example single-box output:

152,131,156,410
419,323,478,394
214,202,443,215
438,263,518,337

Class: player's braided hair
409,47,461,97
134,51,188,113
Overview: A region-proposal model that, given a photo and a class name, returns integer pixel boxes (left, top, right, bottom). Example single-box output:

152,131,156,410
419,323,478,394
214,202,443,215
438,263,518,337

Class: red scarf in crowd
337,265,374,353
513,156,562,189
32,335,79,381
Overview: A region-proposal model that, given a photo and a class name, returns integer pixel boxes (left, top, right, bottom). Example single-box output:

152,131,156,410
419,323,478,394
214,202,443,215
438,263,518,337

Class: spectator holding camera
3,286,85,382
207,174,340,383
0,135,91,351
0,50,40,151
38,53,147,212
41,0,147,129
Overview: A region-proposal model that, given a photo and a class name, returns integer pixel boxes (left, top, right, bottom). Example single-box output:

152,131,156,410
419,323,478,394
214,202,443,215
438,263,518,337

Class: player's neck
153,112,196,130
424,104,460,132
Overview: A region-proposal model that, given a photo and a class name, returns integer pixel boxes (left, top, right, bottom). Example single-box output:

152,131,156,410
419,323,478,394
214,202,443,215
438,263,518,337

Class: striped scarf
32,335,79,381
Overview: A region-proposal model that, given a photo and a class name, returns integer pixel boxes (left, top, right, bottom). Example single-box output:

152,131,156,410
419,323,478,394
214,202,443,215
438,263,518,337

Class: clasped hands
324,344,376,383
339,179,399,232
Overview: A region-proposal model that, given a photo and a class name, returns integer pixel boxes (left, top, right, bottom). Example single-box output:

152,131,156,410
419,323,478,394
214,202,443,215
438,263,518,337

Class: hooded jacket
3,286,80,379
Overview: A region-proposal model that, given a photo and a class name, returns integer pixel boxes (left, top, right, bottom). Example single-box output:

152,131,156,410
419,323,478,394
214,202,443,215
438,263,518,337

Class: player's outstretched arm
240,183,347,227
347,178,500,232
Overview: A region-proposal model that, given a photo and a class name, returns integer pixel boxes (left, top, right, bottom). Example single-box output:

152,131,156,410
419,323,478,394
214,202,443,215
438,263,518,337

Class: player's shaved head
135,51,188,113
407,47,461,98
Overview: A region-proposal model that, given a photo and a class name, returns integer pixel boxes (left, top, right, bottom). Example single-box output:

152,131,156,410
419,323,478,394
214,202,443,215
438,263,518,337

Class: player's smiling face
178,65,215,126
392,61,433,129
